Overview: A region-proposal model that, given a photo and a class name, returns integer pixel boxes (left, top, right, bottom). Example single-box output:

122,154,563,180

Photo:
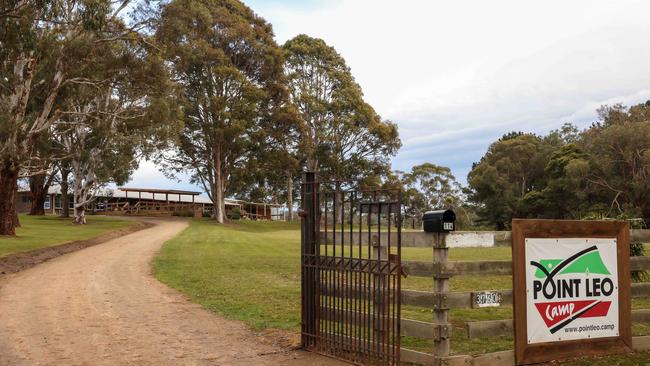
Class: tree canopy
155,0,289,223
283,34,401,183
467,133,550,229
0,0,170,233
468,102,650,229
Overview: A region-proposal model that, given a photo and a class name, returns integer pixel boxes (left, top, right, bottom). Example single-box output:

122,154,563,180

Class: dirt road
0,218,343,365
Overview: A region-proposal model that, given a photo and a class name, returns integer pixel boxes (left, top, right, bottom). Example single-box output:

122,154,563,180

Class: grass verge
0,214,135,258
154,220,302,330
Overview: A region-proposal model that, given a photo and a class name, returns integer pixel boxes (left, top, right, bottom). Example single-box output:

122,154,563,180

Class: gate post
432,232,451,361
372,234,389,349
301,171,318,348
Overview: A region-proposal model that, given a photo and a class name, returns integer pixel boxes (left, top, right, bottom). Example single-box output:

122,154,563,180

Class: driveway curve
0,217,342,366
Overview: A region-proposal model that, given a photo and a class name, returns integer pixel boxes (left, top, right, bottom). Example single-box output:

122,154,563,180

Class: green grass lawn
153,219,650,362
0,214,135,258
154,220,304,330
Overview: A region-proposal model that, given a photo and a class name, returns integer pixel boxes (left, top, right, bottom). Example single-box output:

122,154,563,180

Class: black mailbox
422,209,456,233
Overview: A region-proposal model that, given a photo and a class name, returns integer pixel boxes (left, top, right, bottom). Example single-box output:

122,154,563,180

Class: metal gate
301,172,402,365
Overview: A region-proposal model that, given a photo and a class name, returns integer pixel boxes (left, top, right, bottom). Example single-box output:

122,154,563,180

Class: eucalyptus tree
156,0,288,223
251,106,303,221
0,0,152,234
228,111,303,220
467,133,550,229
521,143,590,219
579,103,650,220
283,35,400,223
55,160,72,218
404,163,463,210
51,33,176,224
283,35,401,183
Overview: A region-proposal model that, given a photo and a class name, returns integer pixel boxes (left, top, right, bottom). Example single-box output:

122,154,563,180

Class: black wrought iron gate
301,172,402,365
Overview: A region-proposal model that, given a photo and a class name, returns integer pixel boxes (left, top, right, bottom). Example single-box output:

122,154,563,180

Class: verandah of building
15,186,284,220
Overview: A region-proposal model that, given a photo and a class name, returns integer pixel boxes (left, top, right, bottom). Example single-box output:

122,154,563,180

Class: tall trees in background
283,35,400,222
56,160,72,218
1,2,56,234
404,163,463,210
2,0,398,228
580,103,650,219
0,0,175,230
383,164,464,229
283,34,401,183
156,0,289,223
53,33,175,224
156,10,400,223
233,105,302,221
468,102,650,229
521,143,590,219
0,0,137,234
27,132,56,215
467,133,550,229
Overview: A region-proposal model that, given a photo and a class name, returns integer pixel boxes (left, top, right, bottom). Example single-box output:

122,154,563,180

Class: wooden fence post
433,232,451,362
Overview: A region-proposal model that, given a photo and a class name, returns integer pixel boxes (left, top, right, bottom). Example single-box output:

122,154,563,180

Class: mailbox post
422,210,456,360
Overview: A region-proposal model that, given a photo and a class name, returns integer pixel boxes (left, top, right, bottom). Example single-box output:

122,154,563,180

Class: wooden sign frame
512,219,632,365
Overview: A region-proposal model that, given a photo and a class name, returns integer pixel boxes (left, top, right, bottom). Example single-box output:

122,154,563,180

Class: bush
631,241,645,257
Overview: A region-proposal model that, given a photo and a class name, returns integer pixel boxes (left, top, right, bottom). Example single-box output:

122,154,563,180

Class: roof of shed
118,187,201,196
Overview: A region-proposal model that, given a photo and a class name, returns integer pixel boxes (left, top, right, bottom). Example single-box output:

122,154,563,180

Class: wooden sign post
512,219,632,364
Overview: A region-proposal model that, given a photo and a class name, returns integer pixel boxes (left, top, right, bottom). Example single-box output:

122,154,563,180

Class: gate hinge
432,262,453,279
431,293,449,310
433,323,451,341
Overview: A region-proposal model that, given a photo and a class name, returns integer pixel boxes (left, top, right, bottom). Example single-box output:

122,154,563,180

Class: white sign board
525,238,619,344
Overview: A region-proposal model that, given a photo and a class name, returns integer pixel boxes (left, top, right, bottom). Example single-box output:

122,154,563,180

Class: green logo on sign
534,250,610,279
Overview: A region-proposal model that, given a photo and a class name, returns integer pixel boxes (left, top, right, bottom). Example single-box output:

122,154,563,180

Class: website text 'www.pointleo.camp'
564,323,616,333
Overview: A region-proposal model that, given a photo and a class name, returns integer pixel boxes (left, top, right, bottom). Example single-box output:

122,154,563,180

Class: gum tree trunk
335,181,343,225
0,161,19,235
71,159,94,225
213,144,224,223
286,173,293,221
12,189,20,228
29,174,47,215
73,205,86,224
60,168,70,218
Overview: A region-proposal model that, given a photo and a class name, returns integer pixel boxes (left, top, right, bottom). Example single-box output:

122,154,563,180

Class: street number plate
472,291,502,308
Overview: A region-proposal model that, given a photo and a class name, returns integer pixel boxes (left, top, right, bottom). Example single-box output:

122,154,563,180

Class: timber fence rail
320,230,650,365
403,232,650,366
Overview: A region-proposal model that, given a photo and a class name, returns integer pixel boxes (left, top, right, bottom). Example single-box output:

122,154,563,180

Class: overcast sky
128,0,650,193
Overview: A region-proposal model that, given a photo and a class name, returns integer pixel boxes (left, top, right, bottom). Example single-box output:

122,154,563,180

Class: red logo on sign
534,300,611,327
